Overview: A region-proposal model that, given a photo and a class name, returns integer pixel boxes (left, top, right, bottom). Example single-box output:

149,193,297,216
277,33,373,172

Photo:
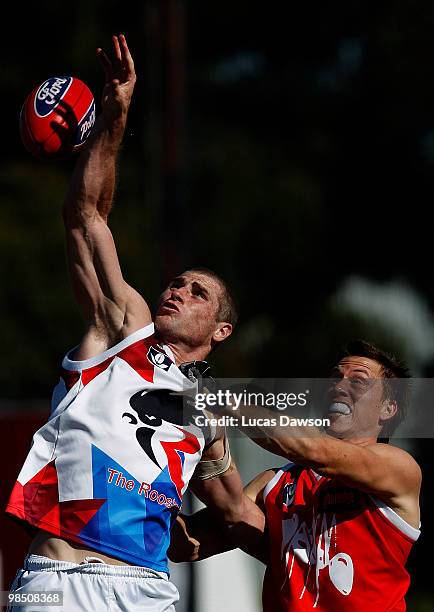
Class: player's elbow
62,194,101,228
214,487,251,526
224,495,265,535
220,503,245,526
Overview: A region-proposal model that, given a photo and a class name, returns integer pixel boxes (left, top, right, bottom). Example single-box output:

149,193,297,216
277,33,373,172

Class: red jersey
263,463,419,611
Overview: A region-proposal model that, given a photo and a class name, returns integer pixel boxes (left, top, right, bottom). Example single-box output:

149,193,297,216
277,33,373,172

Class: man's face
325,356,394,440
154,271,227,350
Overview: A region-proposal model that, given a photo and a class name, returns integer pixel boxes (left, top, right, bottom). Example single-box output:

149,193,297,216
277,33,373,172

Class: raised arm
63,35,151,360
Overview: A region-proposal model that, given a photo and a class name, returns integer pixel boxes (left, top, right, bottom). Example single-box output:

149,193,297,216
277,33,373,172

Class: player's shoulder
244,469,277,504
244,464,297,505
370,443,422,485
369,441,419,464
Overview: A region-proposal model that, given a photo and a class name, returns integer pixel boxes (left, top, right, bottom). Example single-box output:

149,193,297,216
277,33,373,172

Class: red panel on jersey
81,356,115,387
161,427,201,499
59,498,106,537
118,339,155,383
60,369,80,391
6,460,106,539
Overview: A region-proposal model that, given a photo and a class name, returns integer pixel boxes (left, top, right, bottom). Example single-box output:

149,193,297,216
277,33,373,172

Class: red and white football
20,76,96,160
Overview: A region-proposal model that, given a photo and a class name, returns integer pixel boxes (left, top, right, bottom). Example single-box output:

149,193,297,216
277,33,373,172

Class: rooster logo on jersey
122,390,200,499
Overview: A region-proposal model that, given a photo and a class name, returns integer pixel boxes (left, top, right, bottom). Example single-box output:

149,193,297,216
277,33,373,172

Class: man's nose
332,378,351,397
170,289,184,303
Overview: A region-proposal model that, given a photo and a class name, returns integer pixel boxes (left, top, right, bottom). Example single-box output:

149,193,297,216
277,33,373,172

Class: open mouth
159,300,180,313
328,402,352,416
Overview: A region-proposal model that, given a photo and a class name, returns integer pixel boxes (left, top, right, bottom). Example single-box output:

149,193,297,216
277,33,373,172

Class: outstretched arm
212,403,421,528
63,35,151,360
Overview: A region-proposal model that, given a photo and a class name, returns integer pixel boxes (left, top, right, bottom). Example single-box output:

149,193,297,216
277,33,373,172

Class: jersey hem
62,323,155,370
5,506,169,575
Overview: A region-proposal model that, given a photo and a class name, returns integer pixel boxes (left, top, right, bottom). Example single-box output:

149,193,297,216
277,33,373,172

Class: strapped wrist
192,436,232,480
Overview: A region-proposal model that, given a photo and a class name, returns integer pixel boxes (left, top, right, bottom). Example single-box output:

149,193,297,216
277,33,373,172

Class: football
20,76,96,159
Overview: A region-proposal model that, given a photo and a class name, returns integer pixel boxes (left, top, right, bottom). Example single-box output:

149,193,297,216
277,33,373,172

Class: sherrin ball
20,76,96,159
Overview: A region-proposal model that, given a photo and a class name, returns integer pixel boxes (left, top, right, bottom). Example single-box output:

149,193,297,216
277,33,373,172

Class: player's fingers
112,35,122,62
97,48,112,80
119,34,135,77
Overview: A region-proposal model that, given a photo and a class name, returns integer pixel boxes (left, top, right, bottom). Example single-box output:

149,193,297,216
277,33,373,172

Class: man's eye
351,378,367,386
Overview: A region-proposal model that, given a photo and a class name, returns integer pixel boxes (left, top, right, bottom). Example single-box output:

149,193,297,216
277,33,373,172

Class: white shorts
7,554,180,611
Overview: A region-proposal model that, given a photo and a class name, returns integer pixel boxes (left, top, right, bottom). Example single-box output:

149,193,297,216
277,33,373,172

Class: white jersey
6,324,210,574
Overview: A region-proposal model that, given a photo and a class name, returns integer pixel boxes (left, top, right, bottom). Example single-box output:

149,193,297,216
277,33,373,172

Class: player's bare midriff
29,529,132,566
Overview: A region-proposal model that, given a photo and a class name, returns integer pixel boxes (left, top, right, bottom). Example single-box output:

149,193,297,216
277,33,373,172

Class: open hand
96,34,136,128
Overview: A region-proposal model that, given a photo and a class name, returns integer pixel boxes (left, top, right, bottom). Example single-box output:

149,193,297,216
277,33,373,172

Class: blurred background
1,0,434,609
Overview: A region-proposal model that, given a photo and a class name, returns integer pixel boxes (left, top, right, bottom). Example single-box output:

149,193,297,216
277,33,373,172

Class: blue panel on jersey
77,445,180,572
152,460,183,529
144,464,183,542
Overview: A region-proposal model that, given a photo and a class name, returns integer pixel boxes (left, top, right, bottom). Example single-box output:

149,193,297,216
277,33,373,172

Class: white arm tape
192,436,232,480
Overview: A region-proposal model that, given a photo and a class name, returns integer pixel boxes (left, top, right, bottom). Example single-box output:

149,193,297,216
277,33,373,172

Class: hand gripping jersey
262,463,420,611
6,324,212,574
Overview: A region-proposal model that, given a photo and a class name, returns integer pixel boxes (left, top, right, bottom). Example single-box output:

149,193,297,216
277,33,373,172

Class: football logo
75,101,96,145
35,77,72,117
147,346,172,371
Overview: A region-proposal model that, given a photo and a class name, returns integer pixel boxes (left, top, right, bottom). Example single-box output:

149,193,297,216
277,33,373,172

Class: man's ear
212,322,233,345
379,399,398,424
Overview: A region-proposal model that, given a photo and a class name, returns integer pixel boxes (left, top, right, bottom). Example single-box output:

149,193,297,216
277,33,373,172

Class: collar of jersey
62,323,155,370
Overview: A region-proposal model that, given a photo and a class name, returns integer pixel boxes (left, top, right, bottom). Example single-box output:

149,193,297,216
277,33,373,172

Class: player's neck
160,341,210,366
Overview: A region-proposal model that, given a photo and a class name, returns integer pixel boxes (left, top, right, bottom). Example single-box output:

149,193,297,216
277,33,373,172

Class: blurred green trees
3,0,434,388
